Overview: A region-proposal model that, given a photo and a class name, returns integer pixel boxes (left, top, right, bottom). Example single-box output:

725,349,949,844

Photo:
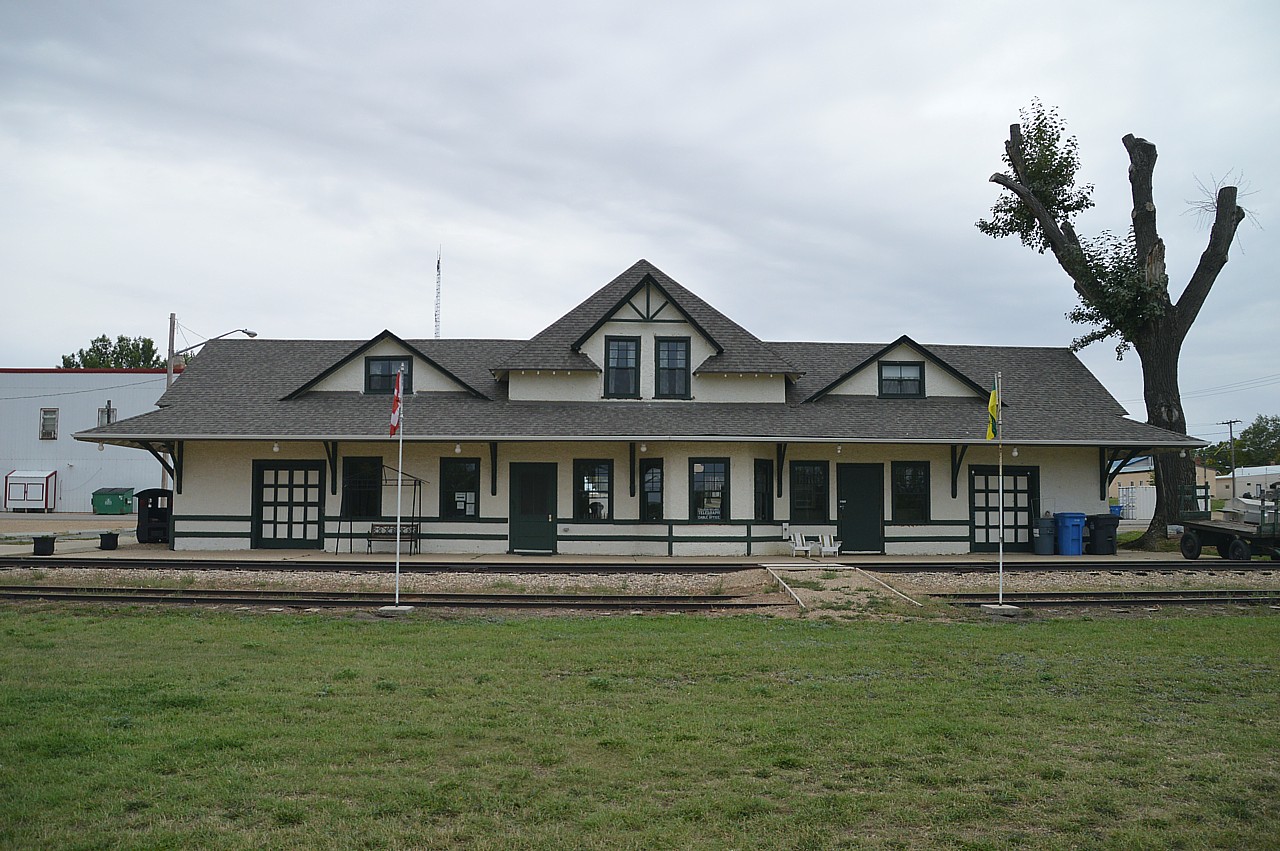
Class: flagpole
997,372,1004,606
395,372,404,607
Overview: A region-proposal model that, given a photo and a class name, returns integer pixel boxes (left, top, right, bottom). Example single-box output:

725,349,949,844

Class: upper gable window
604,337,640,399
365,357,412,395
879,362,924,398
655,337,691,399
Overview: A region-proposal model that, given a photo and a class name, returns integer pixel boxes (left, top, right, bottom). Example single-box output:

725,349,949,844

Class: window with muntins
366,357,412,394
440,458,480,519
879,362,924,398
39,409,58,440
574,459,613,520
640,458,663,521
690,458,729,522
655,337,691,398
604,337,640,398
892,461,930,522
790,461,829,523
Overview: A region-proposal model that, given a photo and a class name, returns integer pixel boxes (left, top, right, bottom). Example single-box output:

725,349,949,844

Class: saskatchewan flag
986,380,999,440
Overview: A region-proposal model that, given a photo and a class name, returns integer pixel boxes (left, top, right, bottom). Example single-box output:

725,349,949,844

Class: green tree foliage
60,335,164,369
1200,415,1280,470
976,99,1095,254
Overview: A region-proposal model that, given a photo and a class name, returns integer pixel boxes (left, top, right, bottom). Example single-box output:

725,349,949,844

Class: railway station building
77,260,1201,556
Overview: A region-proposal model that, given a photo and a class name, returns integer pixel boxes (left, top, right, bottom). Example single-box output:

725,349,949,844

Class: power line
0,376,166,401
1118,372,1280,403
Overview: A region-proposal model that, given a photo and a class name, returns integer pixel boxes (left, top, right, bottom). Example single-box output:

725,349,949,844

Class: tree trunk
1132,322,1195,547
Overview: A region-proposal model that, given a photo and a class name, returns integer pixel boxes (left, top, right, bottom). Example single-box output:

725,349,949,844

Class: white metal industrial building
1,368,168,512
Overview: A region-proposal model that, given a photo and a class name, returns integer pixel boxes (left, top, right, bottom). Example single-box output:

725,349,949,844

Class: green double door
509,463,557,554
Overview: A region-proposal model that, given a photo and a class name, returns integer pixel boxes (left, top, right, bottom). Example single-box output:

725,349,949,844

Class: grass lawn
2,608,1278,849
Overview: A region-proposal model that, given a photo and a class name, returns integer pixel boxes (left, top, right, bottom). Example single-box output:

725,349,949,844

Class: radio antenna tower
434,247,442,339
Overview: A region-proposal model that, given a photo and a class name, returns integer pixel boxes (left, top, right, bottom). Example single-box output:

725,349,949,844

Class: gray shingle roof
76,260,1197,449
84,335,1197,449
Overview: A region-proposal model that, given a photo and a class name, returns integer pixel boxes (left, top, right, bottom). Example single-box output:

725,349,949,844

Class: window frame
39,408,58,440
603,336,641,399
689,457,730,523
365,356,413,395
878,361,925,398
341,456,384,520
573,459,614,521
640,458,664,522
789,460,829,523
440,457,481,520
891,460,931,523
654,336,692,399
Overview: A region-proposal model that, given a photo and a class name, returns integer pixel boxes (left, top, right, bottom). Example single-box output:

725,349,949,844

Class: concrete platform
0,513,1183,566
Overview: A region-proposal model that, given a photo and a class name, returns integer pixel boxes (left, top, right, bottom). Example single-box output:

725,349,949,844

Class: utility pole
1220,419,1242,502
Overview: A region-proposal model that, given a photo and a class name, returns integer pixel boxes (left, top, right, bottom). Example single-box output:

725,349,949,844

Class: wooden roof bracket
950,444,969,499
324,441,339,495
1101,447,1145,501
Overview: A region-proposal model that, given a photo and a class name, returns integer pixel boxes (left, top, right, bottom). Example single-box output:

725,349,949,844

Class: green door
509,463,557,554
837,463,884,553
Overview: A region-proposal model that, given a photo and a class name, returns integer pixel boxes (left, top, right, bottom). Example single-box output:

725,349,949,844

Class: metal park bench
366,522,421,555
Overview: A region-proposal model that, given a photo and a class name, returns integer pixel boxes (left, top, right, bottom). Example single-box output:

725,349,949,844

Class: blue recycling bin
1109,504,1123,517
1054,512,1087,556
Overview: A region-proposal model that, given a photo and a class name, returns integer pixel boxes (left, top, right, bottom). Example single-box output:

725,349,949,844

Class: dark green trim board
324,441,339,495
172,530,254,539
172,514,253,523
174,441,184,494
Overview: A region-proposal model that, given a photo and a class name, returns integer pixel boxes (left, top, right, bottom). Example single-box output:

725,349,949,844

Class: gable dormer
496,261,800,403
283,331,484,399
805,336,988,401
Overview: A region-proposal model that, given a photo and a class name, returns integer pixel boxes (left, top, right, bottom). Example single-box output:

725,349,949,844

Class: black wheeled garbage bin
1033,516,1056,555
1085,513,1120,555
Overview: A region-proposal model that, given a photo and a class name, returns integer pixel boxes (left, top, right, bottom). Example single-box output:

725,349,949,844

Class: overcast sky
2,1,1276,443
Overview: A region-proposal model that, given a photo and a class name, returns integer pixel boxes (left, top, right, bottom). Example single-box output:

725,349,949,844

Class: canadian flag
389,370,402,436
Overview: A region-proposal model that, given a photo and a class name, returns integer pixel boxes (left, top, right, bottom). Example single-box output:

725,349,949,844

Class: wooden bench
367,522,421,555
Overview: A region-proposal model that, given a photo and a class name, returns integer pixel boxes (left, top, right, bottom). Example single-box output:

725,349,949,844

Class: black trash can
1086,513,1120,555
1033,516,1056,555
33,535,55,556
99,532,119,551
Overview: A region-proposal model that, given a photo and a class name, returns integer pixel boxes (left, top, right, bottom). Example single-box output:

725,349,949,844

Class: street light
161,313,257,488
166,312,257,390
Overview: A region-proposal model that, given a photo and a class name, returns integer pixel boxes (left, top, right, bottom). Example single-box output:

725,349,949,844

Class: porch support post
174,441,184,495
776,443,787,497
324,441,339,495
489,442,498,496
950,444,969,499
629,442,637,498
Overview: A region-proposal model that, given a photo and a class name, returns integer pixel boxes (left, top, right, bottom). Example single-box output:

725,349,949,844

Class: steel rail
935,589,1280,607
0,584,775,611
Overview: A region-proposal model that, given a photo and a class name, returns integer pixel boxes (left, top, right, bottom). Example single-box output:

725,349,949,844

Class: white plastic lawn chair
789,532,815,557
817,534,842,558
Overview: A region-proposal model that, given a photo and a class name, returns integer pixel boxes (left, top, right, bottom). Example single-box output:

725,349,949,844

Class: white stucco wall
171,438,1110,556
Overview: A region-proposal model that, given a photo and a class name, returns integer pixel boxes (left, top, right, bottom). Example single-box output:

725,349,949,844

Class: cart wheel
1179,530,1202,560
1227,537,1251,562
1216,543,1231,560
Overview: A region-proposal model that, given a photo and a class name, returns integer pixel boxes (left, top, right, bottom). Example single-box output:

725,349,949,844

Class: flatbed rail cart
1178,487,1279,561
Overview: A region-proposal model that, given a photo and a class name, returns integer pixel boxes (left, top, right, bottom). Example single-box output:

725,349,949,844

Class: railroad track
2,555,1275,575
935,589,1280,608
0,556,753,575
0,584,773,611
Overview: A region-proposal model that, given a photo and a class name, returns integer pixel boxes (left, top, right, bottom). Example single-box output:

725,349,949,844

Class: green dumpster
92,487,135,515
